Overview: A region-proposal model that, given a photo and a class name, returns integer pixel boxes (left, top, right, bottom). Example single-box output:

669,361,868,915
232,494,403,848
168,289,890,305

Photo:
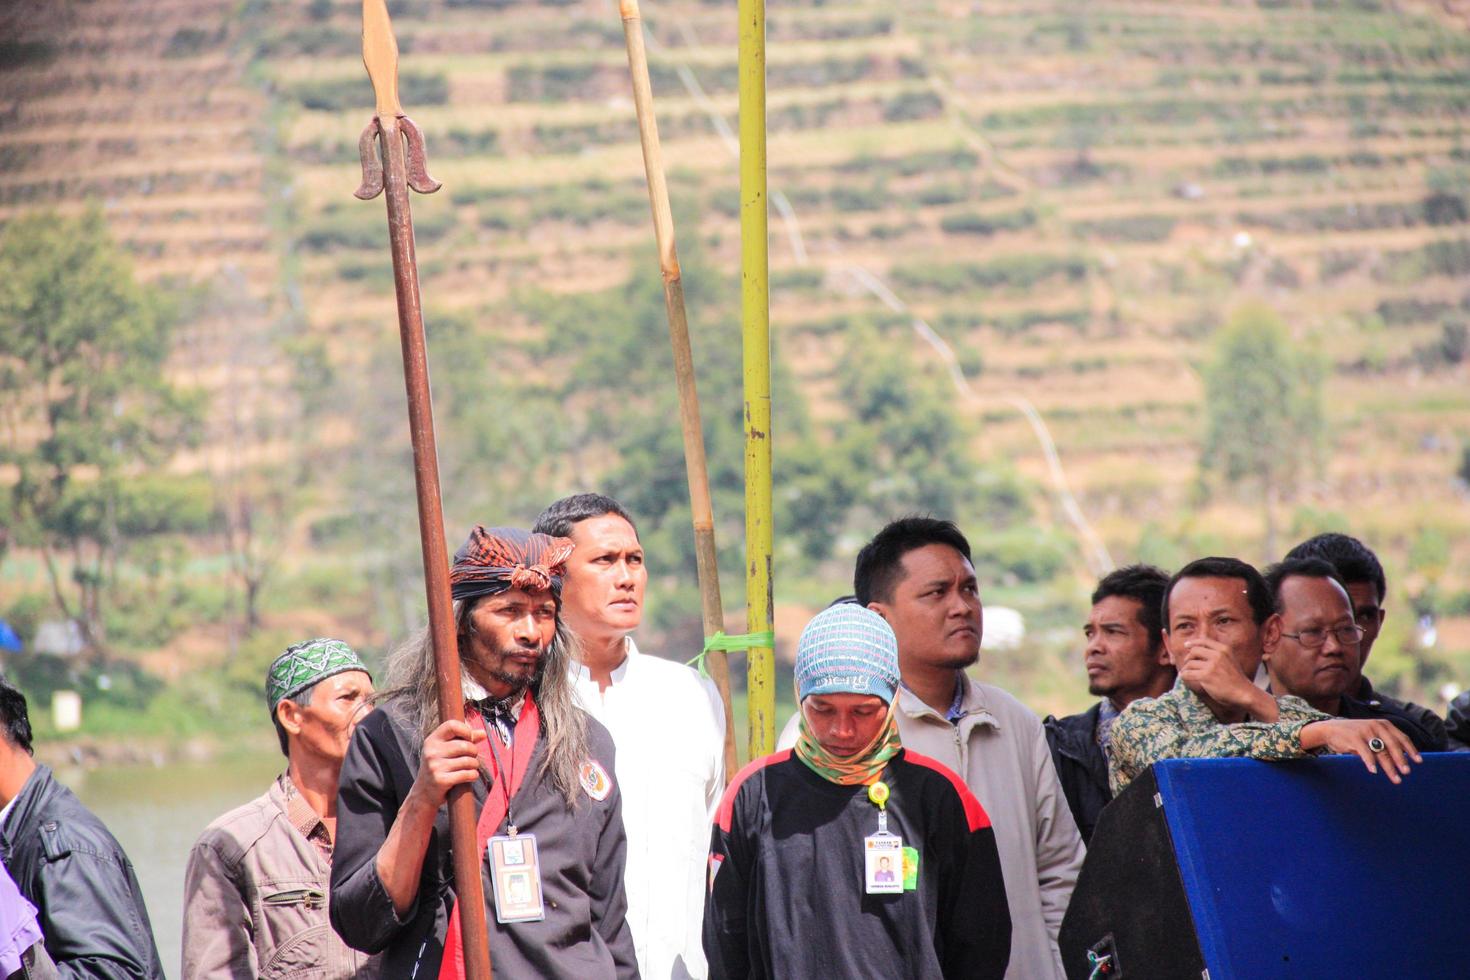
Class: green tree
516,242,831,646
835,321,978,519
827,321,1030,540
1199,304,1326,558
524,244,754,594
0,210,200,651
196,266,348,640
327,306,568,641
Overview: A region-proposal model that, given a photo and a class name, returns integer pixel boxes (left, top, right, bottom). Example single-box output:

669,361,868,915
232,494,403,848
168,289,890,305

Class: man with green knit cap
183,638,378,978
703,604,1011,979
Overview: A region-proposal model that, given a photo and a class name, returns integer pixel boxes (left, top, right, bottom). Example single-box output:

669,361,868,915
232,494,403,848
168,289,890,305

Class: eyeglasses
1280,624,1366,649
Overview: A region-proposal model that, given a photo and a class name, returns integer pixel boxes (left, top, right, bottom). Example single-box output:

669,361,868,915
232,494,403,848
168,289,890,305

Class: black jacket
1042,705,1110,845
1446,691,1470,750
0,764,163,979
1356,676,1447,748
1339,693,1448,753
704,748,1011,980
330,699,638,979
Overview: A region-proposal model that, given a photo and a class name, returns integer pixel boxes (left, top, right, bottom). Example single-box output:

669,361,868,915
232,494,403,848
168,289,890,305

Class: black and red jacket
703,747,1011,979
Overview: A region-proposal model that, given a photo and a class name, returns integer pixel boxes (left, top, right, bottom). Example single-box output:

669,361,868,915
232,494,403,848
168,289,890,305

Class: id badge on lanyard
482,719,546,923
488,832,546,923
864,780,903,895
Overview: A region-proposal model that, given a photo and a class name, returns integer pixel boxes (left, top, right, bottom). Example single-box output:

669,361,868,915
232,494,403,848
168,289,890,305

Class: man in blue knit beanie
703,604,1011,979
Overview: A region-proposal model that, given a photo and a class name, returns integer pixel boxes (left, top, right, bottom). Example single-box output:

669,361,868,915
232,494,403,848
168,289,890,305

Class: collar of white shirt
572,634,636,685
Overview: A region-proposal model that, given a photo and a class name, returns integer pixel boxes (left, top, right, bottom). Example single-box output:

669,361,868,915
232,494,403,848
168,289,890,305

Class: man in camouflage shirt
1109,557,1422,794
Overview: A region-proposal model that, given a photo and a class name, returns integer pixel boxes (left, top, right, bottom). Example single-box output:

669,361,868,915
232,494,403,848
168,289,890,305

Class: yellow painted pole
738,0,774,759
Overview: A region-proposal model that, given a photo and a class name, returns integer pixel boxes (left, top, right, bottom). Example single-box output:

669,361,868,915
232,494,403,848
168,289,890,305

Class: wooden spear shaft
617,0,738,781
356,2,492,977
738,0,775,759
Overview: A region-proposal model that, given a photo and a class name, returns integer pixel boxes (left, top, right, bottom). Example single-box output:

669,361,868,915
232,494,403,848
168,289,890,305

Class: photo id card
488,833,546,923
864,833,904,895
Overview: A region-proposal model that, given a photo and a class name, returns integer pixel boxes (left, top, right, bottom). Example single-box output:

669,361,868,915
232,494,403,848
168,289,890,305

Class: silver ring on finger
1368,736,1387,753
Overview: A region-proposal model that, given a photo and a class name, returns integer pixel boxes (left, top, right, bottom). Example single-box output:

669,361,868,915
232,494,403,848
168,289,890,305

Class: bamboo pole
738,0,775,759
356,2,491,977
617,0,738,781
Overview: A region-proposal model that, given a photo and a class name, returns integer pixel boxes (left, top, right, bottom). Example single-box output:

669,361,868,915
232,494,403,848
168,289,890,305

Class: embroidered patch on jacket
708,854,724,892
579,760,612,801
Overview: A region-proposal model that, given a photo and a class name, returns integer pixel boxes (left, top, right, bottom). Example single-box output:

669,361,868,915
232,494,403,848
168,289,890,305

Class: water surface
68,753,285,979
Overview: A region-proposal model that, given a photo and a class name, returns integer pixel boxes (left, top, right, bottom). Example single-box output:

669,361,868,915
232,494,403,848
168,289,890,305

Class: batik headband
449,525,575,603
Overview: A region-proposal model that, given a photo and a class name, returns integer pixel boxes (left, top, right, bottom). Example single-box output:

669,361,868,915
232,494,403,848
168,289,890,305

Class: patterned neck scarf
470,692,525,747
1096,698,1122,756
794,702,903,786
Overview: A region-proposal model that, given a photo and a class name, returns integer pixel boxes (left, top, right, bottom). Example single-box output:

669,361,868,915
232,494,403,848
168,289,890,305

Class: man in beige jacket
853,517,1084,980
182,638,378,979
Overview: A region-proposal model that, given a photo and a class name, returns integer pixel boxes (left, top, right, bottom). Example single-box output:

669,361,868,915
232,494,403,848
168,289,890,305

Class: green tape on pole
687,630,776,676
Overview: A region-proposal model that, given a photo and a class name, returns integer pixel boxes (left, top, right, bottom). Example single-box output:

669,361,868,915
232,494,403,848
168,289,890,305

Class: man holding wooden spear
329,526,638,979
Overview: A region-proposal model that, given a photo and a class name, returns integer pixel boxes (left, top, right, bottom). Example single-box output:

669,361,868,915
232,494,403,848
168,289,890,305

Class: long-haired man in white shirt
535,493,726,980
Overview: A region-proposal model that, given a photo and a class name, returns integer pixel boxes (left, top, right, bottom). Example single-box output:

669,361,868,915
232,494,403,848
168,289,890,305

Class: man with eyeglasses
1263,558,1447,753
1109,557,1422,793
1285,532,1447,746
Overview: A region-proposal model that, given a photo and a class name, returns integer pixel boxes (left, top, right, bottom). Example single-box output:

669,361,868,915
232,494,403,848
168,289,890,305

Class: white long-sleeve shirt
572,637,725,980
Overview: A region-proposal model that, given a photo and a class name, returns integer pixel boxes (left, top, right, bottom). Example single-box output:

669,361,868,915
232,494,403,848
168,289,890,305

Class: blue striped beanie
794,604,900,704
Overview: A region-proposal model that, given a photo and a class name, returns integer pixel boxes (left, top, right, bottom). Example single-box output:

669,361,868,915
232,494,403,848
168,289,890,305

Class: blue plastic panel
1154,753,1470,979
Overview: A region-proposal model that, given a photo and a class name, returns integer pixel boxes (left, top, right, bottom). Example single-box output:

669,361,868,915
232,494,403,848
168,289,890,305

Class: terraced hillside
272,4,1470,497
274,0,1470,701
0,0,295,473
3,0,1470,713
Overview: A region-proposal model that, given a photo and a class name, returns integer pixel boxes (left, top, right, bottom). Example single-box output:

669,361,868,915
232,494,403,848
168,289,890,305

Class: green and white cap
267,638,371,710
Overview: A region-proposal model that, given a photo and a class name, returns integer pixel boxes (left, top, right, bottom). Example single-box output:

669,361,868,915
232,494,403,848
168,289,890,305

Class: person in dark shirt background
1044,565,1175,842
0,678,163,979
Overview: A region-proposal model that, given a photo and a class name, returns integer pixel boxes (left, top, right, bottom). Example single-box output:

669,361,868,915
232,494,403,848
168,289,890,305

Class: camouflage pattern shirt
1108,679,1329,794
